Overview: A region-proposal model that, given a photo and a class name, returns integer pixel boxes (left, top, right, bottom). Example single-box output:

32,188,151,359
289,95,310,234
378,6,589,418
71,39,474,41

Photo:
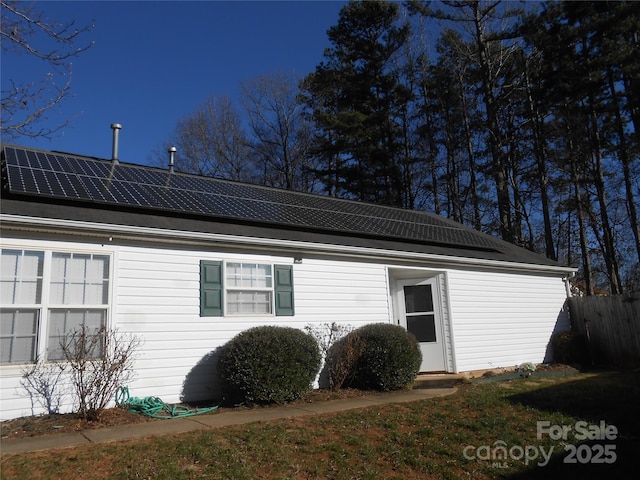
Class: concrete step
413,373,467,389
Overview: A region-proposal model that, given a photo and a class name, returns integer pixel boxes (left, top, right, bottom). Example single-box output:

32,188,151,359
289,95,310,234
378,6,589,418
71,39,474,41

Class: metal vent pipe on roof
168,146,176,173
111,123,122,163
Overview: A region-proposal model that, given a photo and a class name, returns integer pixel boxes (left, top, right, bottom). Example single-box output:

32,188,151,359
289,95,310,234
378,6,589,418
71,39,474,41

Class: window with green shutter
200,260,223,316
200,261,294,317
274,265,294,316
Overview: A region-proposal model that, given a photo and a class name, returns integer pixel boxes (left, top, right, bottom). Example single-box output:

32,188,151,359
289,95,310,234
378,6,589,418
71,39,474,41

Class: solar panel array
2,145,501,251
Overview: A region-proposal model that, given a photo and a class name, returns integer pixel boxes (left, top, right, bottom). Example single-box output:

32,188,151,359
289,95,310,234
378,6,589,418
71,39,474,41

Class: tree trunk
569,142,594,295
472,4,512,242
524,57,557,259
458,72,482,231
586,95,623,294
608,66,640,263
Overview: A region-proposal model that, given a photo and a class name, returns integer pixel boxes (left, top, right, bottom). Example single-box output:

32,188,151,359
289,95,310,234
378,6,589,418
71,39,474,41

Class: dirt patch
0,406,155,439
469,362,576,379
1,366,578,440
0,388,384,440
471,363,579,384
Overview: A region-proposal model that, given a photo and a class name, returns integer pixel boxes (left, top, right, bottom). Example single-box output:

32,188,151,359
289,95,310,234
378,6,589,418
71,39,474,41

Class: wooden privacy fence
568,294,640,367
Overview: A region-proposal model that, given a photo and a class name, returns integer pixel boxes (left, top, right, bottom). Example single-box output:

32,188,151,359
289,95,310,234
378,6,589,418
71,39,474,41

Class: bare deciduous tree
169,96,255,182
1,0,93,138
241,71,319,192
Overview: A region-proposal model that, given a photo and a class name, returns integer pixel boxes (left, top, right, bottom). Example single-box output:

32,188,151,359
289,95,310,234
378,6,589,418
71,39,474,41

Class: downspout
563,272,575,298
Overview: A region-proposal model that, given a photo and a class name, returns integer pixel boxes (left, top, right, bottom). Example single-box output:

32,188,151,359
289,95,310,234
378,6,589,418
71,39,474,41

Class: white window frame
1,246,112,365
0,249,44,364
224,261,274,316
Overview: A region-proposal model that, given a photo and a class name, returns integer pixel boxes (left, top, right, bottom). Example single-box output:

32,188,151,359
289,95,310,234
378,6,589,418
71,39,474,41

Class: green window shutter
274,264,294,316
200,260,223,316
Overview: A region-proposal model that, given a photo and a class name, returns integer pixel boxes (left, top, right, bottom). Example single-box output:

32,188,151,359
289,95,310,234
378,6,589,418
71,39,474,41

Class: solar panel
2,145,501,251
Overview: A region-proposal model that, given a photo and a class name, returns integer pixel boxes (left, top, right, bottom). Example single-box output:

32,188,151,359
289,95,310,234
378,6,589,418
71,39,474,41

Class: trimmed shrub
218,326,321,404
335,323,421,391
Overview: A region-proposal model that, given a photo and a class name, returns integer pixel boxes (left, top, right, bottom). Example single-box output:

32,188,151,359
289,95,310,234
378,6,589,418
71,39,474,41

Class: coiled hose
115,386,219,419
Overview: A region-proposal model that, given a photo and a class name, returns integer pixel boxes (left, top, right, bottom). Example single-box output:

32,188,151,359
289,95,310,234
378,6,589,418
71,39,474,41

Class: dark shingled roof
1,144,568,270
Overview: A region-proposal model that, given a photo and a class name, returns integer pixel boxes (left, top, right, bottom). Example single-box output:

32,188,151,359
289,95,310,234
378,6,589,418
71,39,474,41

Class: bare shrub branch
20,357,67,415
61,325,141,421
304,322,363,390
304,322,354,358
326,332,365,390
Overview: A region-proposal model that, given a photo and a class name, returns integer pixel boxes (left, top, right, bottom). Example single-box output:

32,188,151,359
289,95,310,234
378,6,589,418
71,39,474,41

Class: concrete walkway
1,386,457,455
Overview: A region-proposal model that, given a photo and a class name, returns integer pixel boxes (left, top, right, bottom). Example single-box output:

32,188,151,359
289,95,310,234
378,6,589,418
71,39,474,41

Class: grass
1,370,638,479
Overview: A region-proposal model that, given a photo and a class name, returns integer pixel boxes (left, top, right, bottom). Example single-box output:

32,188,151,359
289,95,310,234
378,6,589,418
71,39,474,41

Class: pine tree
301,0,411,207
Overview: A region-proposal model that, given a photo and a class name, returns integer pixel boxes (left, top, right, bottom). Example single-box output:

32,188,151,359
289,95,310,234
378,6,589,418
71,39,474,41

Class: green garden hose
115,386,218,419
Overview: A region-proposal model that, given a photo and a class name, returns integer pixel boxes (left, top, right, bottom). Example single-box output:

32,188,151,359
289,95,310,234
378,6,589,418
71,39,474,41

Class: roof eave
0,213,578,275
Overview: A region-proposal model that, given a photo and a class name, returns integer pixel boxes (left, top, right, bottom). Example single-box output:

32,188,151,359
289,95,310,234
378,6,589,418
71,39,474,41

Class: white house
0,144,575,420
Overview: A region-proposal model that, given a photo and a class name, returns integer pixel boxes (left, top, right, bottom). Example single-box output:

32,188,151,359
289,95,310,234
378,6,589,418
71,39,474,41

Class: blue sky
2,0,347,164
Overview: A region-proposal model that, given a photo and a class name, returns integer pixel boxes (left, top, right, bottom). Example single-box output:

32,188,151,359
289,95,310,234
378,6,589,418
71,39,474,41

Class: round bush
218,326,321,404
343,323,421,391
551,330,590,366
551,331,573,364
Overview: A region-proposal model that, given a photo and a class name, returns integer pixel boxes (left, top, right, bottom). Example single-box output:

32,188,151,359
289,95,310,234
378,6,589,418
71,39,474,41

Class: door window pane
407,314,437,343
404,285,433,313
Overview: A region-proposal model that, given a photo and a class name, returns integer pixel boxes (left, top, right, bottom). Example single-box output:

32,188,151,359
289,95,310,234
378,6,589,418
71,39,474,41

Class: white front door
397,278,447,372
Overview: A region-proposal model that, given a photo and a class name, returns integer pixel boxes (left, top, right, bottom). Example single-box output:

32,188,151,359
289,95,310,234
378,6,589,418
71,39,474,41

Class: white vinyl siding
0,235,569,421
446,270,569,372
118,250,384,396
111,250,391,406
294,260,390,323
